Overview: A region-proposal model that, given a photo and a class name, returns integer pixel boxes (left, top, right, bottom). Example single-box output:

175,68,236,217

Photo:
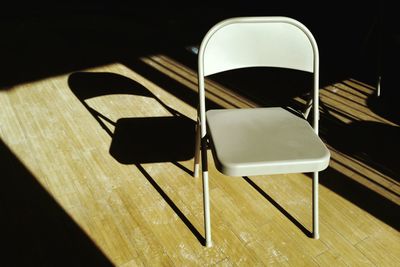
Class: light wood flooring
1,53,399,266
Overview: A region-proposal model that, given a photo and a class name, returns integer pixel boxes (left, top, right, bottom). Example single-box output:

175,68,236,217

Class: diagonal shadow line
330,156,399,197
172,161,194,176
321,92,384,122
0,139,114,266
344,79,375,93
85,104,115,136
243,176,312,237
135,164,205,245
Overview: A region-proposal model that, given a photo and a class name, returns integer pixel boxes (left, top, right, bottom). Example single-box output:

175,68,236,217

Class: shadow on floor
318,166,399,231
68,71,203,245
122,49,400,231
110,116,195,164
243,176,312,237
0,139,113,266
3,7,395,249
323,120,400,180
68,71,195,165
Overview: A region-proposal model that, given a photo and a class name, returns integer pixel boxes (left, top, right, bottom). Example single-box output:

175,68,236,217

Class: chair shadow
135,164,205,244
318,115,400,230
367,92,400,126
0,139,113,266
243,176,312,237
323,119,400,181
68,71,158,136
317,166,399,231
68,71,152,99
110,116,195,164
68,71,203,245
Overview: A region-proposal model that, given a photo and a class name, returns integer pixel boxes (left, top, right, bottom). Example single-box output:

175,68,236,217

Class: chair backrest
199,16,318,76
198,17,320,133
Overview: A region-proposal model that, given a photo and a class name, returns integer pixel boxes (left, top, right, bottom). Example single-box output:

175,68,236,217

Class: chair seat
206,107,330,176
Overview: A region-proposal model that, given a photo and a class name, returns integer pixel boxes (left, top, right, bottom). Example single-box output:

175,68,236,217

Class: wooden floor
1,51,399,266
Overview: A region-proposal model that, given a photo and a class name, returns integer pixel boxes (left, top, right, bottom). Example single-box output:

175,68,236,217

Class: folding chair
193,17,330,247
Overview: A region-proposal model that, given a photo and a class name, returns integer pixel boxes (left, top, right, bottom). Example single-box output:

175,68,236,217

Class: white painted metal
202,170,212,247
201,17,314,76
206,107,330,176
377,75,381,97
198,37,212,245
196,16,329,247
313,171,319,239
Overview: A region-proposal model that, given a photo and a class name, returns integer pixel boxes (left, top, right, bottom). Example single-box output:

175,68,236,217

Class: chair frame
193,17,321,247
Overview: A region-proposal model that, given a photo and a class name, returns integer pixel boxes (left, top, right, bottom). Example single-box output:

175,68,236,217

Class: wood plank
314,250,349,266
1,61,399,266
355,229,400,267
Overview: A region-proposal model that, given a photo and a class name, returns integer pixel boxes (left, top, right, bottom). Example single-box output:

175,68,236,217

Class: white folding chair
193,17,330,247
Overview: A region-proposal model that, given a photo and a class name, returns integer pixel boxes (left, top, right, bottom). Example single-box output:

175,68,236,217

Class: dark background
0,3,394,89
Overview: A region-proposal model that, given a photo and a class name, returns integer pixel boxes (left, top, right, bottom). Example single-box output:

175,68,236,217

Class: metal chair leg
202,170,212,247
312,171,319,239
193,121,201,177
201,137,212,247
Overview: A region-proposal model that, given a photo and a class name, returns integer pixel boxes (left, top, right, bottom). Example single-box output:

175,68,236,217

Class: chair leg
202,170,212,247
193,120,201,177
201,137,212,247
312,171,319,239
